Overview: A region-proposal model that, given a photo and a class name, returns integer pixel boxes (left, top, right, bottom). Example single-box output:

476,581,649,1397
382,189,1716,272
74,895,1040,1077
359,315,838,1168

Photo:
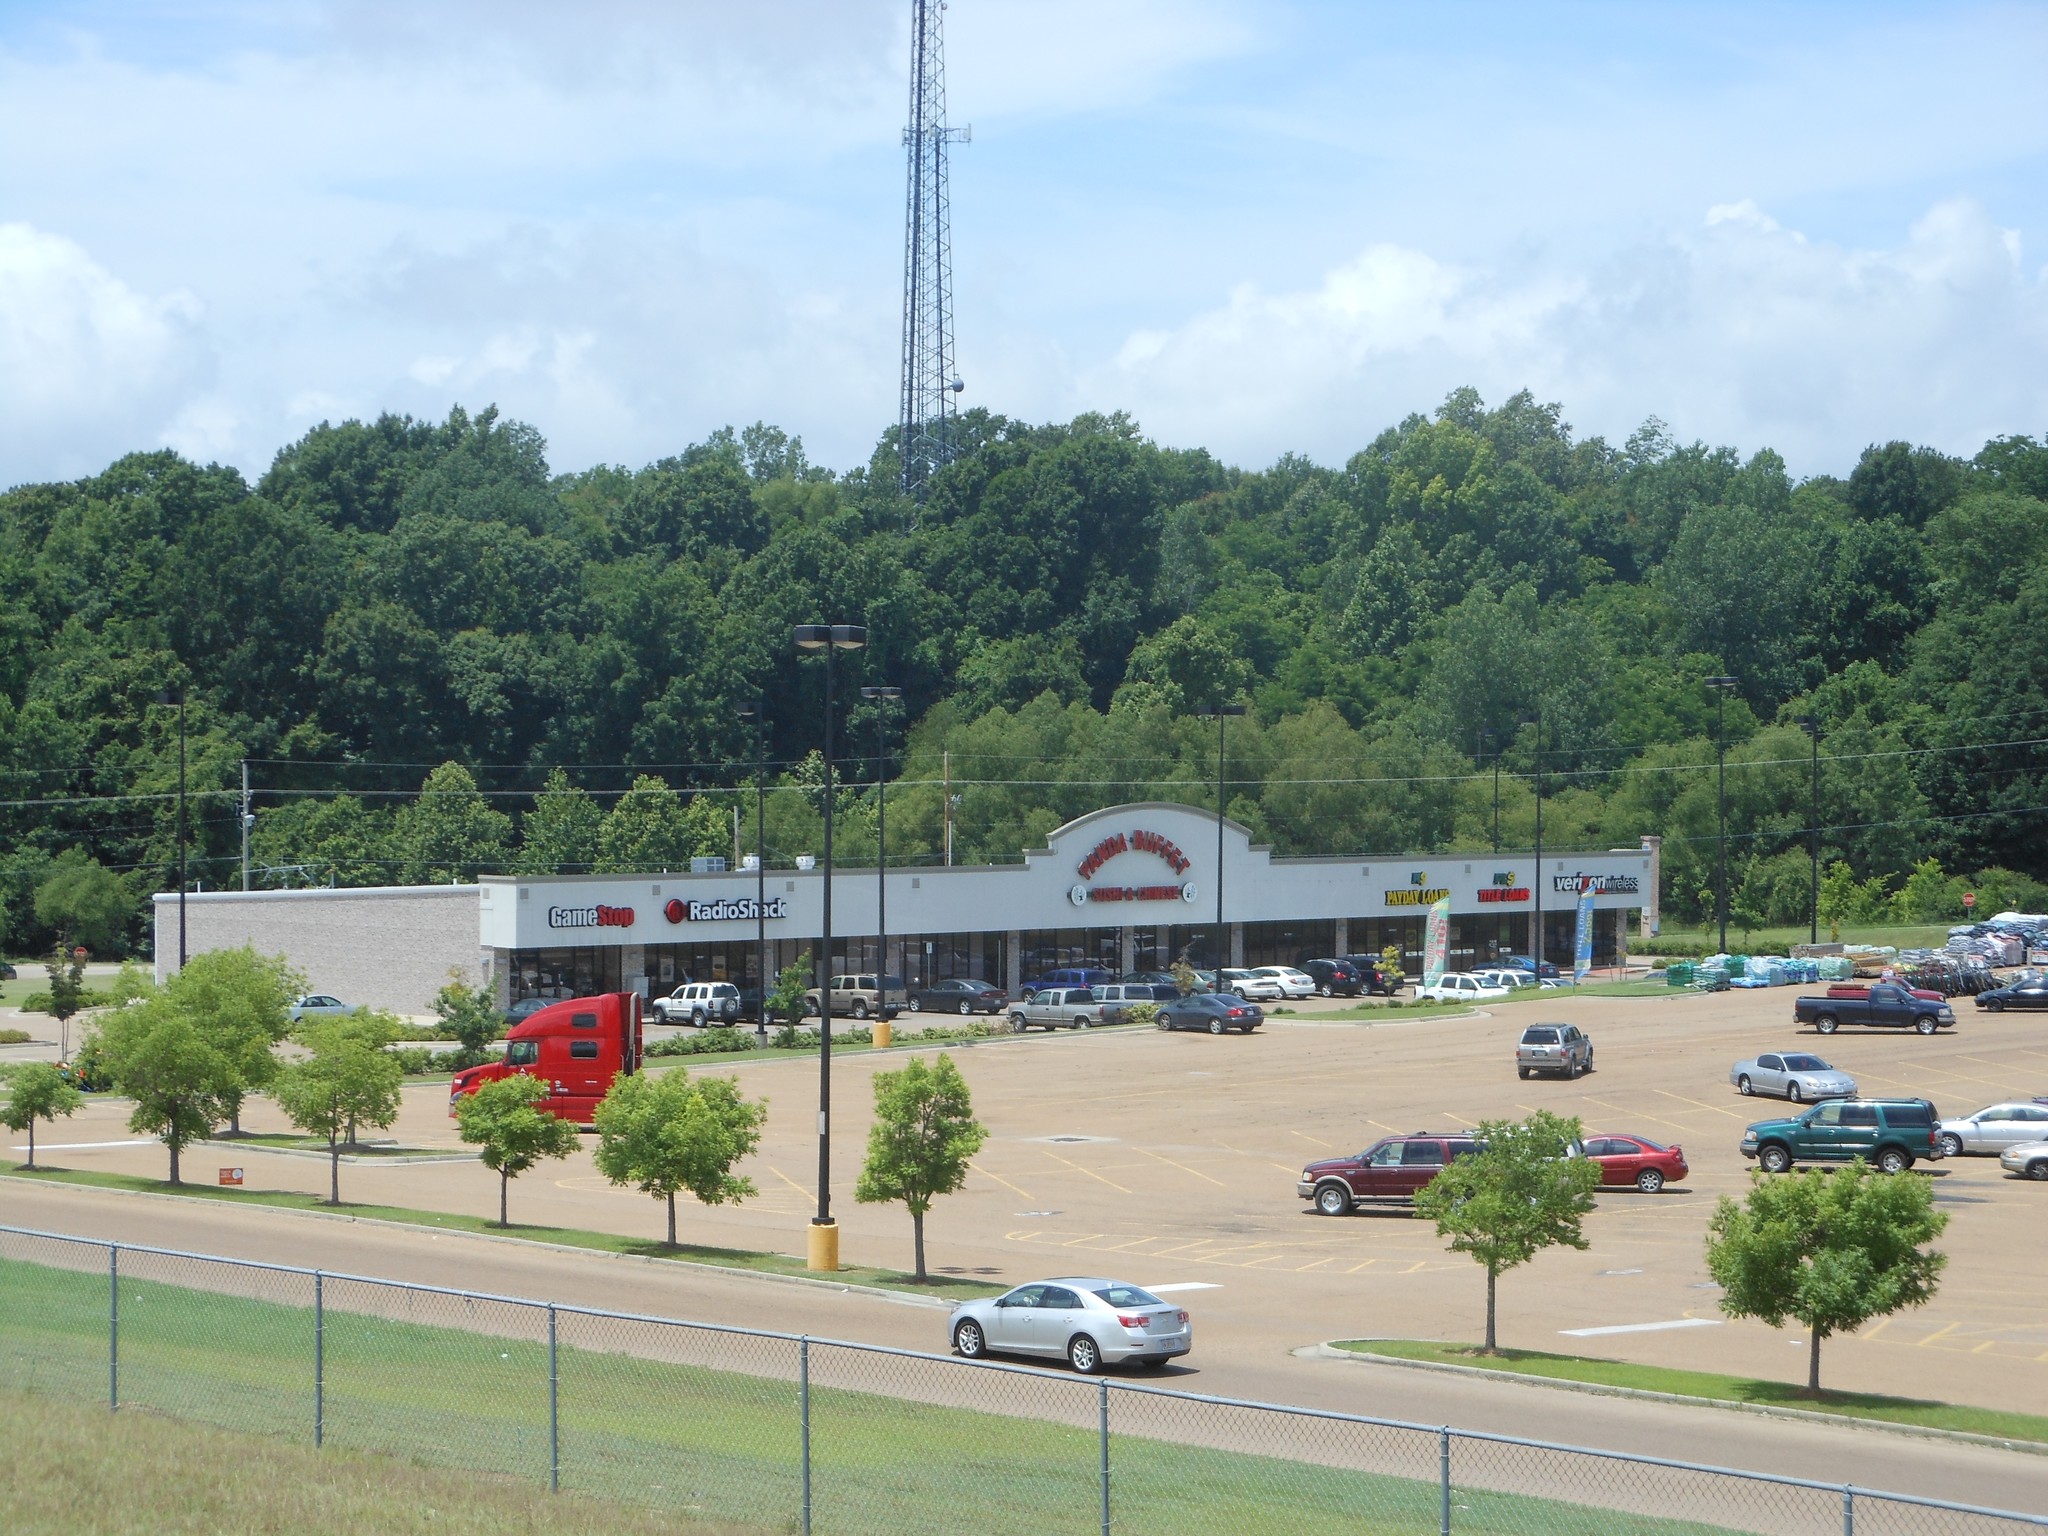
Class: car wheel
908,998,923,1013
691,1008,706,1028
1517,1067,1531,1080
1157,1014,1172,1030
1985,997,2004,1012
1008,1012,1028,1032
1914,1015,1937,1035
804,999,819,1019
1759,1144,1792,1174
1318,983,1332,997
852,1000,869,1020
959,1000,973,1017
954,1320,986,1359
1067,1334,1103,1374
1315,1183,1351,1217
1786,1082,1804,1104
1636,1168,1665,1193
1074,1016,1091,1030
1738,1075,1754,1095
1813,1013,1838,1035
1209,1018,1225,1035
1876,1148,1912,1174
2027,1159,2048,1182
1938,1133,1963,1158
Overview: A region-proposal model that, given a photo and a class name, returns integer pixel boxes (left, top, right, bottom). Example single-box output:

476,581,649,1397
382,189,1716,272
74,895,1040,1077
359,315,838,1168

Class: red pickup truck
449,991,644,1125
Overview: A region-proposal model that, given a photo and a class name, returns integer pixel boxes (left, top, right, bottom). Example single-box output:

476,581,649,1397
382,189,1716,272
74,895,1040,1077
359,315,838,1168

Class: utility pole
942,749,953,866
1707,677,1740,954
240,759,253,891
899,0,969,505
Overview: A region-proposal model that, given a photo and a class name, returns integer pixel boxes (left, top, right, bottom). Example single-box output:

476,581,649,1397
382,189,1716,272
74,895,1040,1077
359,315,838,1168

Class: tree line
5,393,2048,957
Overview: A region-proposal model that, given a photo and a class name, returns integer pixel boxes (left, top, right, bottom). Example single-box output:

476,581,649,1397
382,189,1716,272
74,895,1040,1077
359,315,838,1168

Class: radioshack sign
548,904,636,930
664,896,789,923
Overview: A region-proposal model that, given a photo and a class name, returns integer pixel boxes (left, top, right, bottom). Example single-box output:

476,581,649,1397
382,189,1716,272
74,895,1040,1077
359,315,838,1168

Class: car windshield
1091,1284,1163,1307
506,1041,538,1066
1783,1056,1829,1071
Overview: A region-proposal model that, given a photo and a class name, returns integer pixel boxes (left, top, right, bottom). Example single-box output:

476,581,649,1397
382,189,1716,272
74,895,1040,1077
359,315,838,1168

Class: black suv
1300,959,1363,997
1339,956,1405,996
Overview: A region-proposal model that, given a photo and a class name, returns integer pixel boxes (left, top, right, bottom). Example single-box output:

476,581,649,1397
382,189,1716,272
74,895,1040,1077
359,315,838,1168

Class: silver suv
1516,1023,1593,1079
654,981,741,1027
803,974,906,1021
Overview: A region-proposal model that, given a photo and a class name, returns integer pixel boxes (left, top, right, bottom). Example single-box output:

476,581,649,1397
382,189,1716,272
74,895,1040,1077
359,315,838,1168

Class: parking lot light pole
1520,712,1542,977
1796,713,1821,945
1480,729,1499,855
739,701,769,1042
157,687,188,967
793,623,866,1272
860,686,902,999
1198,701,1246,978
1707,677,1739,955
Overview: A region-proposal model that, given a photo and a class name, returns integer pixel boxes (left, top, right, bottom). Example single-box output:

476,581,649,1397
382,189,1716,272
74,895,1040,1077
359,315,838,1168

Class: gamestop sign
548,904,636,930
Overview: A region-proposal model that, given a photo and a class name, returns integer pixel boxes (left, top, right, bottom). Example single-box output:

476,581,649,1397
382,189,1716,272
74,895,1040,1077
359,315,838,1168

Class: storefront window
1018,928,1120,980
511,947,622,1002
1241,920,1336,968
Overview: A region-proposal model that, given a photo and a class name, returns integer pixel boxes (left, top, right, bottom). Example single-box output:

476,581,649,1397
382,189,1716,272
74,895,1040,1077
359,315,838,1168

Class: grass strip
0,1253,1749,1536
1333,1339,2048,1444
2,1163,1008,1301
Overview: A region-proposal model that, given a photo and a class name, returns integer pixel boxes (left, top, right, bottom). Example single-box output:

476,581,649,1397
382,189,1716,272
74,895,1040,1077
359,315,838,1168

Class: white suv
654,982,742,1027
1416,972,1512,1003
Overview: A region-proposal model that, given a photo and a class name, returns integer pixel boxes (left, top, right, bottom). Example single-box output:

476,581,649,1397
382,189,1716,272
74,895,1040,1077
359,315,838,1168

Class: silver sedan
1730,1052,1855,1103
1938,1102,2048,1157
949,1278,1191,1374
1998,1140,2048,1181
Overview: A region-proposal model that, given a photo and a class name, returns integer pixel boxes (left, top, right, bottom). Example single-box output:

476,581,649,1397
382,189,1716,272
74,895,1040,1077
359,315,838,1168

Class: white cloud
0,223,213,483
1082,200,2048,474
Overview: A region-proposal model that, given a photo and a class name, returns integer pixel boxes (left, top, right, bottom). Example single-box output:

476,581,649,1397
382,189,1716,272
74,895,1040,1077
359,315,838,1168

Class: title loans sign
1070,827,1197,905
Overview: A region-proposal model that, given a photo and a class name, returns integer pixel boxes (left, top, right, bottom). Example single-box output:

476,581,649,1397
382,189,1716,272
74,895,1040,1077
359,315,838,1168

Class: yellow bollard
807,1219,840,1272
873,1018,893,1049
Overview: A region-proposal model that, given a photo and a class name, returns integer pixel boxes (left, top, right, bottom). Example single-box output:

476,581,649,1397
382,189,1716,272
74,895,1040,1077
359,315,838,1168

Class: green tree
165,945,300,1136
454,1074,580,1226
766,959,811,1025
43,941,89,1060
1412,1111,1601,1353
2,1061,83,1168
854,1053,988,1282
592,1068,766,1245
392,762,512,883
34,855,132,954
515,767,603,875
274,1024,405,1203
1706,1161,1947,1394
433,972,501,1065
96,998,238,1184
597,774,698,873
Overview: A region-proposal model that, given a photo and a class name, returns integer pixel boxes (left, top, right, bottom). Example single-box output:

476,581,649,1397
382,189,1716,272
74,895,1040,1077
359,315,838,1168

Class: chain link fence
2,1223,2043,1536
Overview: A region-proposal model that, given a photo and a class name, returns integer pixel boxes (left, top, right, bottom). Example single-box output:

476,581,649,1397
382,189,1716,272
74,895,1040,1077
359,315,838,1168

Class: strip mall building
154,803,1662,1015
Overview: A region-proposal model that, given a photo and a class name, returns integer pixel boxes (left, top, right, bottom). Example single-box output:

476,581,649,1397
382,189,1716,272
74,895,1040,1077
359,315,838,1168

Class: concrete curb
199,1138,478,1167
0,1174,961,1309
1311,1343,2048,1458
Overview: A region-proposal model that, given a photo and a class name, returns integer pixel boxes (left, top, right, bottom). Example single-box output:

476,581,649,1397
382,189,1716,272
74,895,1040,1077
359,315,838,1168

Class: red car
1578,1134,1687,1193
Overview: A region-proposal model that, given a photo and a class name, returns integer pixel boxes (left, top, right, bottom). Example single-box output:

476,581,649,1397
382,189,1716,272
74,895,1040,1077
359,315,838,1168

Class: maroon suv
1298,1132,1479,1215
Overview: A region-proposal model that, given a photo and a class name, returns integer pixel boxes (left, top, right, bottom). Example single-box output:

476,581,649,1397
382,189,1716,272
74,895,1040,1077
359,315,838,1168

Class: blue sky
2,1,2044,485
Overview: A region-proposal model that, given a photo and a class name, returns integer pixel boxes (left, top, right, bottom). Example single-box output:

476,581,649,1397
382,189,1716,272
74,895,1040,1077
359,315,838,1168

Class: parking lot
12,984,2048,1416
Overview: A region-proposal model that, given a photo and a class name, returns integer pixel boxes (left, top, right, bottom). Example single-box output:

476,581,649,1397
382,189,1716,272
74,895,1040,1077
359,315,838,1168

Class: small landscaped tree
434,972,502,1067
766,959,810,1027
1412,1110,1601,1353
855,1053,987,1282
275,1024,405,1204
455,1074,580,1227
169,945,300,1135
44,941,88,1060
96,998,238,1185
592,1069,766,1245
1706,1161,1947,1394
2,1061,83,1169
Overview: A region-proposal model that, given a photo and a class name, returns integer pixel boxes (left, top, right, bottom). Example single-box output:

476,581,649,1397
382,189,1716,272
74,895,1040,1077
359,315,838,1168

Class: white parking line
1560,1318,1721,1337
1147,1283,1222,1293
9,1139,157,1151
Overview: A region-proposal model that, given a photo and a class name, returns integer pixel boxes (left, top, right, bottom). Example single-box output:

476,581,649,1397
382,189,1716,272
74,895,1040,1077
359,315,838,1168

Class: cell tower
899,0,968,504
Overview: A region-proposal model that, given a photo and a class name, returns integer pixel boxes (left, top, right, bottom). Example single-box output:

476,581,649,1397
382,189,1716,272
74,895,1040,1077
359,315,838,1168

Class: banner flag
1573,879,1597,983
1423,894,1452,984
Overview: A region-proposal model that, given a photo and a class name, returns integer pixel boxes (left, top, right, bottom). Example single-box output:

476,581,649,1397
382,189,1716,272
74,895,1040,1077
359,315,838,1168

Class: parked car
1021,967,1114,999
949,1277,1192,1373
1338,956,1405,996
910,978,1007,1015
503,996,553,1025
1729,1052,1856,1102
1477,968,1560,991
1998,1139,2048,1180
1936,1101,2048,1157
1740,1098,1942,1173
1008,986,1117,1032
1156,993,1264,1034
1498,954,1561,979
1093,981,1177,1011
1299,1132,1480,1213
653,981,742,1027
1575,1134,1687,1193
0,961,15,981
288,994,361,1022
1416,972,1511,1003
1120,971,1181,988
1249,966,1317,999
1300,959,1363,997
1792,983,1954,1036
1219,968,1286,1001
1975,976,2048,1011
803,974,907,1020
1515,1022,1593,1079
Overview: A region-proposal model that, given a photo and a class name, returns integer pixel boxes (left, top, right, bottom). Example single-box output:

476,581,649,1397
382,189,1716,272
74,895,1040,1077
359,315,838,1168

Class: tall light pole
739,701,770,1041
793,623,866,1273
158,688,188,967
1706,677,1739,955
1796,713,1821,945
1521,712,1542,976
1198,700,1246,976
861,685,902,991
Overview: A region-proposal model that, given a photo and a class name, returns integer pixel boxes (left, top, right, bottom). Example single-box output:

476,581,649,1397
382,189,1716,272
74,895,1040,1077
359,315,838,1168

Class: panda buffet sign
1068,828,1200,907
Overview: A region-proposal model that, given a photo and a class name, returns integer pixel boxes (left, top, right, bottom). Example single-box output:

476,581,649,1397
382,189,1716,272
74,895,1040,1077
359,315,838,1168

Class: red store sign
1076,828,1192,880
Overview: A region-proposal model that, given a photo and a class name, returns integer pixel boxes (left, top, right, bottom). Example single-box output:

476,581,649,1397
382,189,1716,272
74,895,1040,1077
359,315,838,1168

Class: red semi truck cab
448,991,644,1126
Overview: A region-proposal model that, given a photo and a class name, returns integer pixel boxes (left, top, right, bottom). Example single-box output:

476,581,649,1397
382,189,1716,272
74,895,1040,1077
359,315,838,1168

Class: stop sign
1963,892,1976,909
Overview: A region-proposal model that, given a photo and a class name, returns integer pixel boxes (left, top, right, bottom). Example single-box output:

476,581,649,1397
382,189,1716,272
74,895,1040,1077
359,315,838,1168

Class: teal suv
1740,1098,1942,1174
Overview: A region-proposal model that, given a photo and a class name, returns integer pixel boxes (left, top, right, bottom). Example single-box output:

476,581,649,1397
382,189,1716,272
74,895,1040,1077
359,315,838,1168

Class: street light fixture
1706,677,1740,955
792,623,866,1273
860,686,902,998
156,687,188,968
738,701,770,1043
1796,714,1821,945
1197,700,1247,976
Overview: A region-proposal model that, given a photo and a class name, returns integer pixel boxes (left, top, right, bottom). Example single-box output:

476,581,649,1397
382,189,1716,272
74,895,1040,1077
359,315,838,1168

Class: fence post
1099,1379,1111,1536
108,1244,119,1412
1843,1485,1854,1536
314,1271,325,1448
800,1336,812,1536
548,1304,560,1495
1439,1427,1451,1536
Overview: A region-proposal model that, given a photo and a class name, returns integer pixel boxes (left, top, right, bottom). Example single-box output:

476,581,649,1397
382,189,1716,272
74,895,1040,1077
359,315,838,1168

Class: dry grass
1,1390,766,1536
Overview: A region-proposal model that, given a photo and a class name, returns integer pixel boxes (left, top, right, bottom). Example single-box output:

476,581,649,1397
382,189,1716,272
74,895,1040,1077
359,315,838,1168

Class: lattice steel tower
899,0,968,504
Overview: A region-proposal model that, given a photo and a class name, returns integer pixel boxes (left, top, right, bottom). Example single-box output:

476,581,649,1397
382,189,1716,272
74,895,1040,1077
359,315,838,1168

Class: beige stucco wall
152,886,483,1017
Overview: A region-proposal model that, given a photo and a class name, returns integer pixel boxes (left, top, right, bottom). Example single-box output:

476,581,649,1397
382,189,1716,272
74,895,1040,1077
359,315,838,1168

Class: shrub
390,1047,442,1075
20,988,113,1014
0,1028,30,1045
645,1031,760,1059
1126,1002,1161,1027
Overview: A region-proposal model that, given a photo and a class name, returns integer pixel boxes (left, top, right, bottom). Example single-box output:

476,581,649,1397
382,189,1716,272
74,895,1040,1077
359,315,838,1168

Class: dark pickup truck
1793,983,1955,1036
